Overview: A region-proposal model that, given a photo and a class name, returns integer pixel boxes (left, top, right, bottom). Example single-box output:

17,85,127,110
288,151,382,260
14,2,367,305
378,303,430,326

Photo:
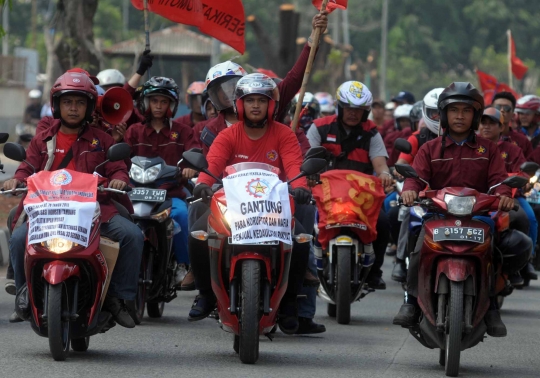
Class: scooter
395,163,528,377
2,142,132,361
182,149,325,364
128,156,179,323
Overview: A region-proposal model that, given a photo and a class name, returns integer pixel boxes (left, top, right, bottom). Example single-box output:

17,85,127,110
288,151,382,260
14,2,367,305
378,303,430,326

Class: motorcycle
128,156,179,323
15,122,36,150
2,142,132,361
182,149,326,364
394,163,528,377
312,170,385,324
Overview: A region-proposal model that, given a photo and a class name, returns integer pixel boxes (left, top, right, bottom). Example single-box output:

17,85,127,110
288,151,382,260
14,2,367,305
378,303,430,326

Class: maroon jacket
385,128,413,166
176,113,195,128
199,43,314,156
497,140,526,173
12,120,130,229
124,119,198,198
403,134,511,197
503,128,533,159
122,82,144,126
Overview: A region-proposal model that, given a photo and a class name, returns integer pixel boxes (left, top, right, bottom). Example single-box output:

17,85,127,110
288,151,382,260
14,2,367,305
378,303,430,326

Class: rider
23,89,43,126
188,74,312,334
393,82,532,337
306,81,393,290
385,104,415,166
6,71,143,328
96,69,126,91
124,77,198,290
515,95,540,148
289,92,321,134
176,81,207,127
315,92,336,117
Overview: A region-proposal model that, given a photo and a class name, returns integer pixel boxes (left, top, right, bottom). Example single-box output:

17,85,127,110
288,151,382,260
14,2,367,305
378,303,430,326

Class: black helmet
138,76,180,118
438,82,484,130
410,100,423,129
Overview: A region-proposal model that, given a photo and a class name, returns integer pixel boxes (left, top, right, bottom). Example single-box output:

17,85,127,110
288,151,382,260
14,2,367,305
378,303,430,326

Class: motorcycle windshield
225,162,281,176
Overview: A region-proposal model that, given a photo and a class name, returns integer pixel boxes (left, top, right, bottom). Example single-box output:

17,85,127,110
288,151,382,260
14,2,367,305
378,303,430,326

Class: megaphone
96,87,134,125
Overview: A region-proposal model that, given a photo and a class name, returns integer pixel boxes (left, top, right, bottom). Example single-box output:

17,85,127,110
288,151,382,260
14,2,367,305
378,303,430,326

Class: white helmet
336,81,373,122
205,61,247,111
422,87,444,135
393,104,413,130
96,69,126,87
315,92,335,114
29,89,42,99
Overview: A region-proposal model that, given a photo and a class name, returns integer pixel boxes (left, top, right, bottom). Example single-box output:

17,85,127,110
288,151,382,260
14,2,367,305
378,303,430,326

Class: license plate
433,227,484,243
129,188,167,202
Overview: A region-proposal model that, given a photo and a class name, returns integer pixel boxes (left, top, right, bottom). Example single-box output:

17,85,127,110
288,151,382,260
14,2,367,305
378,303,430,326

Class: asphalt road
0,259,539,378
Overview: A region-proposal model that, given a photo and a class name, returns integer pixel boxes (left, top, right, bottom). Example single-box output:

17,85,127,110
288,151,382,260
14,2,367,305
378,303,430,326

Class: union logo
171,131,178,140
501,151,508,159
266,150,278,161
50,170,73,186
246,178,270,198
476,145,486,154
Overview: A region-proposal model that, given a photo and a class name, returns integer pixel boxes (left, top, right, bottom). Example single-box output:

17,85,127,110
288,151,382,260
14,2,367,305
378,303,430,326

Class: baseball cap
481,107,503,125
392,91,415,104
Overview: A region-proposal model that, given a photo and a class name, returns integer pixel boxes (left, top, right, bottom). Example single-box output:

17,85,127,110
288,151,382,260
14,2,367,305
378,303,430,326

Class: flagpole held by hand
291,0,329,133
507,29,513,90
143,0,151,79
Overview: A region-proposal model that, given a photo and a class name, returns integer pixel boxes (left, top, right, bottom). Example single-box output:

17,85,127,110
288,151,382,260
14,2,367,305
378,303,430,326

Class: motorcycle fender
434,258,475,292
43,261,80,285
328,236,359,264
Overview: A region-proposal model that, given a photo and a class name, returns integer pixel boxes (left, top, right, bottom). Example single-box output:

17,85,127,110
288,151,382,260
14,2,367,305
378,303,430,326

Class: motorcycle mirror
107,143,131,162
4,142,26,162
288,158,327,184
520,161,540,177
304,146,327,160
394,138,412,154
502,175,529,189
182,149,223,184
394,163,418,179
0,133,9,144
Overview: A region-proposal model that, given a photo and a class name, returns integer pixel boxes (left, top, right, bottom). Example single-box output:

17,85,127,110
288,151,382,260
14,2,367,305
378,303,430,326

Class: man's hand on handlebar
3,179,21,192
498,195,514,212
182,168,197,180
193,183,213,203
401,190,418,206
109,179,127,191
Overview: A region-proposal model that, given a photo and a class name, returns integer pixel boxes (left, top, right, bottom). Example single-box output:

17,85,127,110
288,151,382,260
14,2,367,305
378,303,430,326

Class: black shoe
303,270,320,287
295,317,326,334
393,303,420,327
391,261,407,283
9,311,23,323
523,263,538,280
485,310,507,337
103,296,135,328
5,281,16,296
367,276,386,290
509,273,524,287
188,294,216,322
278,301,299,335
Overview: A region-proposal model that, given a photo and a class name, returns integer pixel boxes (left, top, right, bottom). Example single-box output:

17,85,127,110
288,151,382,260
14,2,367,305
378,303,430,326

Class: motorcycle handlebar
0,187,28,195
98,186,131,195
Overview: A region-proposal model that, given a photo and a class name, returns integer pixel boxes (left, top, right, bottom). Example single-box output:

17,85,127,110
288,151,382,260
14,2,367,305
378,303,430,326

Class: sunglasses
493,104,513,112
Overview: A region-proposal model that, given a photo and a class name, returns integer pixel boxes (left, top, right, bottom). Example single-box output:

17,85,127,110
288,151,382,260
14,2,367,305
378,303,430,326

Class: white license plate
433,227,485,243
129,188,167,202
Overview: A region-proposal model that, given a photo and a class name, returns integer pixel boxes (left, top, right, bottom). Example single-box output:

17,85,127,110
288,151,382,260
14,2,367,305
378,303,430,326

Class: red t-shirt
51,131,77,171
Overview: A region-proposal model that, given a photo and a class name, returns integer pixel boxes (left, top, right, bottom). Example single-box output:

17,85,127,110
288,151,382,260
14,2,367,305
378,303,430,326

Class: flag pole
507,29,513,90
291,0,329,132
143,0,151,79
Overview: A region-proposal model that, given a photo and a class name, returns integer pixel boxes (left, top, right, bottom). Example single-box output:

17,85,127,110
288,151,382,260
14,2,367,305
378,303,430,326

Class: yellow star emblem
171,132,178,139
477,146,486,154
501,152,508,159
253,182,267,194
91,139,98,146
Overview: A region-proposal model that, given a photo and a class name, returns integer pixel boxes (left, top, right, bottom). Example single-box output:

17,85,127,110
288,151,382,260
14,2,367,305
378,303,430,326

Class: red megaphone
96,87,134,125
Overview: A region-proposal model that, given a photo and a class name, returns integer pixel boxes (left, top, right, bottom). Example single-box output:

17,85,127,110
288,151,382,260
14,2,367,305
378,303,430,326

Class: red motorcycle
183,150,325,364
3,142,132,361
395,163,527,377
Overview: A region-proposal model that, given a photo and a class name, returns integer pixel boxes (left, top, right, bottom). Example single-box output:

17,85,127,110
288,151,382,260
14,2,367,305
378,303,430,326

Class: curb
0,227,9,266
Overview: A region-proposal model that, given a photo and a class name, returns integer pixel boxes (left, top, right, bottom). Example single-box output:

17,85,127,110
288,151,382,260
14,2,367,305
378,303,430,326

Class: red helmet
50,72,98,121
516,95,540,125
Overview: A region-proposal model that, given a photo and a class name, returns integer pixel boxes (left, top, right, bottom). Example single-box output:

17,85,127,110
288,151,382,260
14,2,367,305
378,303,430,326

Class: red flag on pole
131,0,246,54
476,69,520,105
312,0,348,13
509,34,528,80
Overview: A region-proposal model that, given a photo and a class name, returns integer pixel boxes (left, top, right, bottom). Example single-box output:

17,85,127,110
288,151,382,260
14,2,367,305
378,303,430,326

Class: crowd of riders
4,8,540,351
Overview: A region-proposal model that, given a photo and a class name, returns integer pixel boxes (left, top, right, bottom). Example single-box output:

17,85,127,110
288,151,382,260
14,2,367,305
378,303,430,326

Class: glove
193,183,213,203
293,187,311,205
136,50,154,75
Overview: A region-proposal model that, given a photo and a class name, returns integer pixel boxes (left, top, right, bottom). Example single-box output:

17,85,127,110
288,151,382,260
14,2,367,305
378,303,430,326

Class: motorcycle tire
445,281,464,377
71,337,90,352
336,246,351,325
133,254,148,324
48,283,71,361
327,303,336,318
239,260,260,364
147,302,165,318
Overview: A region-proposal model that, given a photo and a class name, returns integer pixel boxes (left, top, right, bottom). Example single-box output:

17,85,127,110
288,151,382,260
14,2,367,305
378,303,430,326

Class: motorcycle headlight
444,194,476,216
130,164,161,184
42,238,77,254
411,205,426,218
217,202,233,226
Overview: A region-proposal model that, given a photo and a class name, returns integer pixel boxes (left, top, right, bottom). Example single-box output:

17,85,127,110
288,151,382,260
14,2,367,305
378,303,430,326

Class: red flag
312,0,348,13
475,69,520,105
510,34,528,80
131,0,245,54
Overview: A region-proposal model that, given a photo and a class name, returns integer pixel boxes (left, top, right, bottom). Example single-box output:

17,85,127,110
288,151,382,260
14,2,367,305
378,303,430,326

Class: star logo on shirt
476,146,486,154
266,150,278,161
501,151,508,159
91,138,99,147
171,132,179,140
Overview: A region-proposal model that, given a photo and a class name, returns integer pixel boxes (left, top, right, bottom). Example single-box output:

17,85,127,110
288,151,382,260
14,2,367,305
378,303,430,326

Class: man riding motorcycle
177,81,207,127
516,95,540,148
306,80,393,290
124,76,198,289
6,71,143,328
188,73,312,334
393,82,532,337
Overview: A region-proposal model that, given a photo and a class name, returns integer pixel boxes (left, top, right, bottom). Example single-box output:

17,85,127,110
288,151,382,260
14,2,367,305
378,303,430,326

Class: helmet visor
338,100,371,111
208,77,241,111
515,108,535,115
424,107,440,122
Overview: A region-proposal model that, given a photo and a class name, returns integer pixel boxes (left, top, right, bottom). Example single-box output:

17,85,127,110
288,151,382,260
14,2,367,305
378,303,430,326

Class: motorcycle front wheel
48,283,71,361
239,259,260,364
336,246,352,324
445,281,464,377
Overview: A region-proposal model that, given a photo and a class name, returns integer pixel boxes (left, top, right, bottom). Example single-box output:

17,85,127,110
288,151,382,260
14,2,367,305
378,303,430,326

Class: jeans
10,215,144,301
369,209,390,279
171,198,189,265
517,197,537,249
